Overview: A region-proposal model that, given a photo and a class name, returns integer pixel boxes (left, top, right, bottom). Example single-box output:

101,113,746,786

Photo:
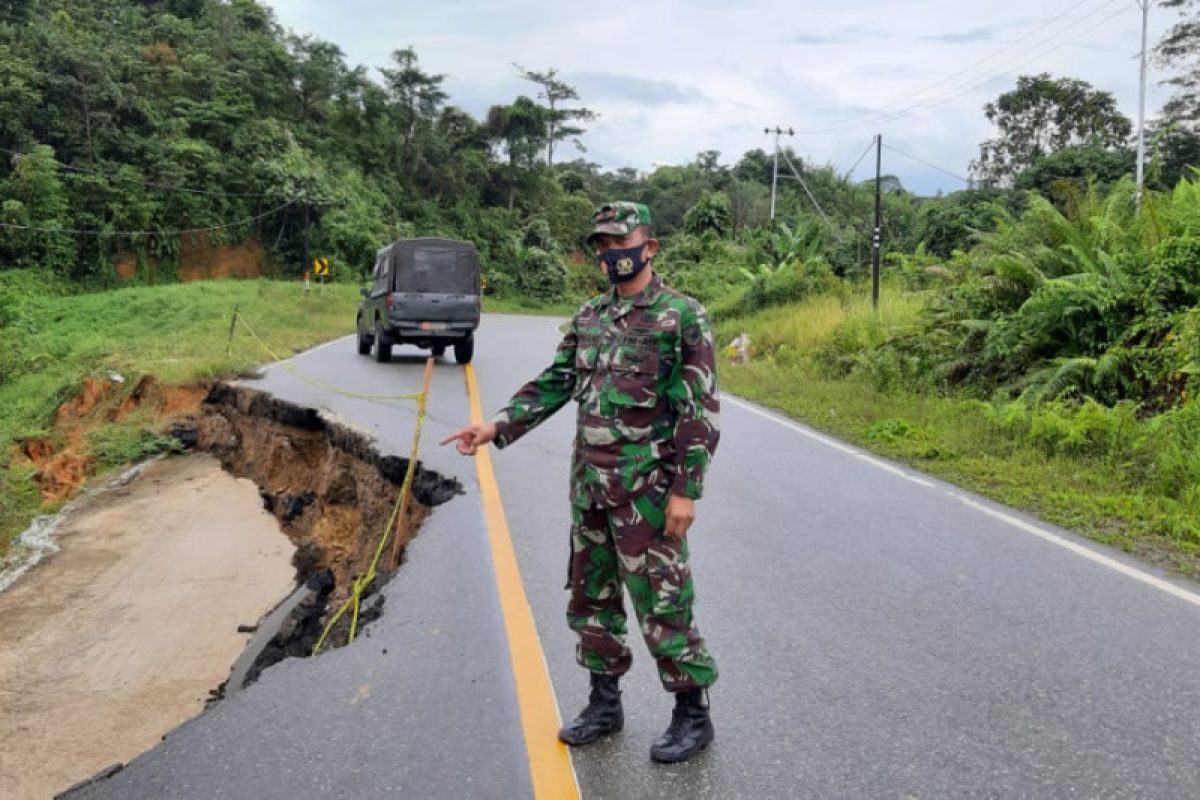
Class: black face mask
598,244,650,284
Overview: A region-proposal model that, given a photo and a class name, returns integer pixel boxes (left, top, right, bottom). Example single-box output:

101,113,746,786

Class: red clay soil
53,377,119,427
193,384,461,607
177,233,265,282
113,234,265,282
18,375,211,506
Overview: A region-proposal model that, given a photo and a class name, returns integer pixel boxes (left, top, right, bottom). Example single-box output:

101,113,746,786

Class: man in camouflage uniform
441,201,720,763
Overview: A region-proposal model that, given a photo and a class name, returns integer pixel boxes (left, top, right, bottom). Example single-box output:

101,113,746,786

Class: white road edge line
854,454,938,488
261,334,352,369
721,393,1200,609
723,394,858,455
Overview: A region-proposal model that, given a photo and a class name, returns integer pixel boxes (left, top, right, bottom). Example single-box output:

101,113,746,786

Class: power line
798,0,1100,134
0,146,289,199
799,0,1122,134
798,0,1129,135
764,125,795,220
777,147,845,243
846,2,1133,133
843,138,878,180
0,197,298,237
882,143,972,184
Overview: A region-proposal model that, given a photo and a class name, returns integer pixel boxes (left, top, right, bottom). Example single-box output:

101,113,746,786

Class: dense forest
0,0,1193,290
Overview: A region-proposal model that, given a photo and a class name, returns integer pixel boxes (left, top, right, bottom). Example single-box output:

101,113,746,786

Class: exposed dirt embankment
114,233,266,281
18,375,208,506
189,383,461,653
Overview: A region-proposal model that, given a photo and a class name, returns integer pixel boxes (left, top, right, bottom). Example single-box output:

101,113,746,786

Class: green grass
718,290,1200,574
0,273,361,554
483,295,577,316
714,284,923,355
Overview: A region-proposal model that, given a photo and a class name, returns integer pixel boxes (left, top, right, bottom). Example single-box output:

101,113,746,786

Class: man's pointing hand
439,422,498,456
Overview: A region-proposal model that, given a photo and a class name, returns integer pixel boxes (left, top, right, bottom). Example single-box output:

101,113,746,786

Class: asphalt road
71,313,1200,799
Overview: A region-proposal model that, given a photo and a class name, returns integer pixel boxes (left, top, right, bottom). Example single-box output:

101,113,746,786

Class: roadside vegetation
712,178,1200,570
0,273,359,554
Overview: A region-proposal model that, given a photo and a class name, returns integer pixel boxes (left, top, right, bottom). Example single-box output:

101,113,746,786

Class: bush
566,259,606,299
732,259,838,315
1135,399,1200,497
682,191,733,237
1145,236,1200,313
514,247,567,301
984,398,1139,460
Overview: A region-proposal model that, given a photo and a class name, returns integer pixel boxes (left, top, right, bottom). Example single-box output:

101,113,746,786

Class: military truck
356,238,481,364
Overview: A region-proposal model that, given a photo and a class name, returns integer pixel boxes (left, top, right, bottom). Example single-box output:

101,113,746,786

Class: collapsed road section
187,382,462,691
3,372,464,799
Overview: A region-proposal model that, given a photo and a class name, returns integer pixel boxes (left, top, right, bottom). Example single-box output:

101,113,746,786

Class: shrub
734,259,838,316
682,191,733,237
514,247,567,301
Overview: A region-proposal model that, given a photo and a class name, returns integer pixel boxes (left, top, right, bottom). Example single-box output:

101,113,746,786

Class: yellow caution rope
233,312,423,402
312,355,434,654
222,306,434,655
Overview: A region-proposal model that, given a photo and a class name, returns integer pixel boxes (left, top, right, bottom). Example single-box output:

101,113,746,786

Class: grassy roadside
715,287,1200,576
1,274,361,555
483,295,578,316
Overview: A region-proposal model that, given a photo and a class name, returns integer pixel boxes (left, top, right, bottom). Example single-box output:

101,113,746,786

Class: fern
1021,357,1098,404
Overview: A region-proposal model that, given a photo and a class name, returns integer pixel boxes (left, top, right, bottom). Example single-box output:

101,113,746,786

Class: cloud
791,24,890,45
268,0,1174,195
567,72,707,105
922,26,1001,44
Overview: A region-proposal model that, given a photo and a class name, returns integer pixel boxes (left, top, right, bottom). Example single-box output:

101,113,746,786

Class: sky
268,0,1179,196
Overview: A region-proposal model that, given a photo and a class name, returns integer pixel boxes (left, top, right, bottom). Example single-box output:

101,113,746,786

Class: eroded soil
192,382,461,652
2,375,461,798
0,454,295,800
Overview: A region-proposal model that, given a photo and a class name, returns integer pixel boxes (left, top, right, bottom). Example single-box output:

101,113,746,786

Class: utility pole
302,193,311,280
1135,0,1151,208
872,133,882,310
764,126,794,220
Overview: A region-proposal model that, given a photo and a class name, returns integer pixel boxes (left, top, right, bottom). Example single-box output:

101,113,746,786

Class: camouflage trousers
567,488,718,692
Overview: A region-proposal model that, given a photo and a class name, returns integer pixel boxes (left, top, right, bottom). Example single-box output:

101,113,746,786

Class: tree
1147,121,1200,188
287,35,352,126
514,65,595,165
486,96,547,209
682,191,733,237
971,74,1132,188
914,190,1006,259
1153,1,1200,186
1157,1,1200,124
1015,145,1134,199
0,145,76,273
726,178,770,232
379,47,447,178
734,149,773,185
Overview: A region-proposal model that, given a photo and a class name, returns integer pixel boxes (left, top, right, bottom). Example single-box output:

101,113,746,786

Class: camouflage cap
586,201,653,245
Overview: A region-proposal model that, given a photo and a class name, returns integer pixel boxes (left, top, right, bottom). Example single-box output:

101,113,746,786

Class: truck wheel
373,320,392,363
454,336,474,364
432,344,446,358
357,317,372,355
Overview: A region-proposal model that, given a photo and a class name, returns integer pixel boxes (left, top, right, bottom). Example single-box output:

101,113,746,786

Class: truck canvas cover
388,238,479,294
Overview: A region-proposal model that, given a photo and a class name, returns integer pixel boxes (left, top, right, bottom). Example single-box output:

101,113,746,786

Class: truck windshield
396,248,474,293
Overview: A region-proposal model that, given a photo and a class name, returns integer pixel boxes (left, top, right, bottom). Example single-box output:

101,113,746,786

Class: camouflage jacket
491,274,721,509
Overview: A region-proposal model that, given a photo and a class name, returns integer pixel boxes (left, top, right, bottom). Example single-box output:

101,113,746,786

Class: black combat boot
557,674,623,746
650,688,714,763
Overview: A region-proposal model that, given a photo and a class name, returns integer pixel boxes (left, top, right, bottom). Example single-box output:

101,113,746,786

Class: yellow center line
463,364,581,800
